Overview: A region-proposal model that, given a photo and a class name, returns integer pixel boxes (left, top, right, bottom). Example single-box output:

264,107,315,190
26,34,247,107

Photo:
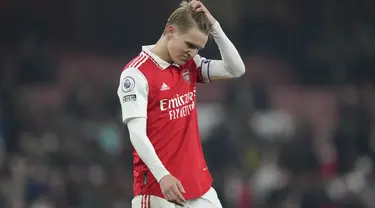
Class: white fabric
131,187,222,208
192,21,246,82
117,67,149,123
142,45,180,69
127,117,170,182
118,68,170,182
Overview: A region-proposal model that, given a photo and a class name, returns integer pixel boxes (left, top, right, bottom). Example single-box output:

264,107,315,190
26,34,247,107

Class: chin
174,59,187,66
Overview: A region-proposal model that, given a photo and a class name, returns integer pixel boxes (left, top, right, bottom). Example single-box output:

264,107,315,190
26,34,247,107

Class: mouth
182,56,190,61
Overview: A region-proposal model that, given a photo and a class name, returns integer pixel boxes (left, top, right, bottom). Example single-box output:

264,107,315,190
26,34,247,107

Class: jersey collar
142,45,180,70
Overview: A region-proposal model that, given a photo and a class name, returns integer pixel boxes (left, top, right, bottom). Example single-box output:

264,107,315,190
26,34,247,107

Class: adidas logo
160,83,170,91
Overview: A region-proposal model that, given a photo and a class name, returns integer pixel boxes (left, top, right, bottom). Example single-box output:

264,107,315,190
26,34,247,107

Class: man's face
166,25,208,65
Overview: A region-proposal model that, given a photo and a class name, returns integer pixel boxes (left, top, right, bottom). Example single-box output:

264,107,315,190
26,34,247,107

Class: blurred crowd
1,0,375,207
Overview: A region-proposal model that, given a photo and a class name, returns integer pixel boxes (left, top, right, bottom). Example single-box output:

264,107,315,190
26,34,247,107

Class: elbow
232,62,246,78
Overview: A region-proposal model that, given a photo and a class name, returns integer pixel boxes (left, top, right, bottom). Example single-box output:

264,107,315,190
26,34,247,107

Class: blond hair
164,1,212,35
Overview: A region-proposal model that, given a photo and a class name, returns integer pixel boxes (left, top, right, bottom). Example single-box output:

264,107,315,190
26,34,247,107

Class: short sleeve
117,68,149,123
193,54,212,83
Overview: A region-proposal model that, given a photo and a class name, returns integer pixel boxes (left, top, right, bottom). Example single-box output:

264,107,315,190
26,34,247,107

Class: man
117,0,245,207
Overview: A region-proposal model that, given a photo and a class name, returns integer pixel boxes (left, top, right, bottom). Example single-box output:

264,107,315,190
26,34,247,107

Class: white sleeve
193,21,245,82
127,117,170,182
117,68,148,123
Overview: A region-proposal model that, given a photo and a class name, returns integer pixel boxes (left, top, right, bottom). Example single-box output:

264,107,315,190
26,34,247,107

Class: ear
166,25,176,39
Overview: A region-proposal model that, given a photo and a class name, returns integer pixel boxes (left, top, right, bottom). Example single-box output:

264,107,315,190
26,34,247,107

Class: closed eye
185,41,204,51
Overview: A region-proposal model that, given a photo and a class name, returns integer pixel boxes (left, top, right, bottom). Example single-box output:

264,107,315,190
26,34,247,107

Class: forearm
127,117,170,182
211,21,245,78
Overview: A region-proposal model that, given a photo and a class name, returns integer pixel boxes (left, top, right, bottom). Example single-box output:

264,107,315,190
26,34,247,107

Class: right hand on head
159,174,186,206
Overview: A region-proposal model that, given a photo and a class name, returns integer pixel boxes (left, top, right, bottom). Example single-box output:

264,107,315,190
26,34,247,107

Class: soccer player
117,0,245,207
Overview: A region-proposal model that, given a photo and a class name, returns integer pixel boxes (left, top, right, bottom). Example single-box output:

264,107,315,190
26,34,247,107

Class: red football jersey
117,45,213,199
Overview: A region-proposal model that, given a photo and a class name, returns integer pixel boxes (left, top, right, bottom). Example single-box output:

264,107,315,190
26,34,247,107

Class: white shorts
131,187,223,208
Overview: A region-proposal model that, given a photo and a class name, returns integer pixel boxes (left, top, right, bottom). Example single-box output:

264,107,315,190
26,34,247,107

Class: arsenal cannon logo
182,69,190,84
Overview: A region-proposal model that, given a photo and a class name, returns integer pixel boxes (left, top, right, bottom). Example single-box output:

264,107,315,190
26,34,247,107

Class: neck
151,37,173,64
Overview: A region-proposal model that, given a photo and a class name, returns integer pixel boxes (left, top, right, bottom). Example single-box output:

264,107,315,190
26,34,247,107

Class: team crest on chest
182,69,190,84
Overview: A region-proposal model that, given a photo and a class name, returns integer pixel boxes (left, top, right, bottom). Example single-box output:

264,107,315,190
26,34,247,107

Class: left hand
189,0,217,26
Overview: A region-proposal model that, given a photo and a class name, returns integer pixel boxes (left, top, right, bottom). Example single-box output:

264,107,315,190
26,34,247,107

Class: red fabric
124,52,212,200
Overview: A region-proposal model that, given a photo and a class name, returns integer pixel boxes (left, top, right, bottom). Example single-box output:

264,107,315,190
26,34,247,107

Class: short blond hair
164,1,212,35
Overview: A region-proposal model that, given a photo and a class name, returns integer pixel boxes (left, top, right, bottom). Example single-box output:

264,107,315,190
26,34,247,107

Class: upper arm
193,54,240,83
117,68,149,123
193,54,212,83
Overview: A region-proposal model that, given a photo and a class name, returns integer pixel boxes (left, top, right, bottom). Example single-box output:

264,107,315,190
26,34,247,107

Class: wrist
156,171,171,183
210,21,220,31
210,19,218,28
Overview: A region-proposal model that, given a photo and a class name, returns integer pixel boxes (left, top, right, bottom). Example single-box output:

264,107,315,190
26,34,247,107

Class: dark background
1,0,375,207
